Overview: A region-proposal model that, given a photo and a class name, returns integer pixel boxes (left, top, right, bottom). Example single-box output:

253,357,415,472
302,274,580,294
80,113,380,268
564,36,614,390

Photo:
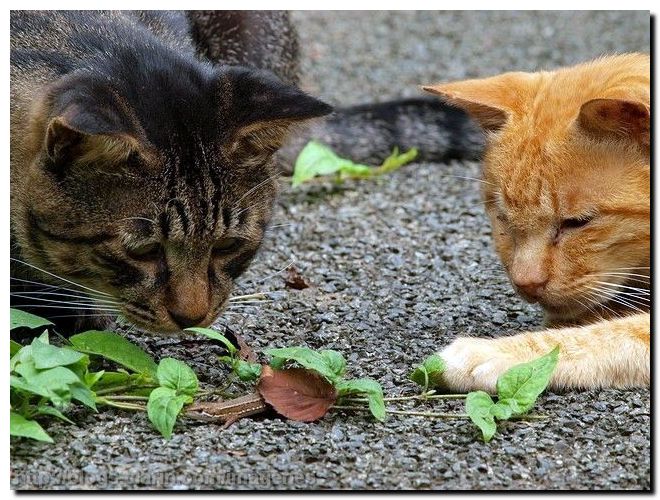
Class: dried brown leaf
284,265,311,290
257,366,336,422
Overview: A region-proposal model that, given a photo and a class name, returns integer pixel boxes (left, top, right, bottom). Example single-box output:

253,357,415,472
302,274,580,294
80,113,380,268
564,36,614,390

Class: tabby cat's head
14,65,331,332
425,54,650,323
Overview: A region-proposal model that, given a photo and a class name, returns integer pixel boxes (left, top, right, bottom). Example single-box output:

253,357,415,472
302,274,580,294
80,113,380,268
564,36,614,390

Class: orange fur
424,54,650,391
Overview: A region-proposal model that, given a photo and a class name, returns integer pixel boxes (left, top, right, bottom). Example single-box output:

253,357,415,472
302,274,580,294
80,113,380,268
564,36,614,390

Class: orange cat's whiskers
587,272,650,284
593,281,649,296
440,174,498,188
571,295,605,321
582,290,624,319
463,198,499,211
584,285,648,314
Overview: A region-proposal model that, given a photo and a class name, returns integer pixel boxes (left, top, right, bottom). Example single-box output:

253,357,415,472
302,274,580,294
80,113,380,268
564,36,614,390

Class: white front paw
438,337,516,393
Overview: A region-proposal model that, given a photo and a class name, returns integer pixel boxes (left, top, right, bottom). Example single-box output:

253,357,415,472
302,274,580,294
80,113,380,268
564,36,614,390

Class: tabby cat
10,11,333,333
424,53,650,391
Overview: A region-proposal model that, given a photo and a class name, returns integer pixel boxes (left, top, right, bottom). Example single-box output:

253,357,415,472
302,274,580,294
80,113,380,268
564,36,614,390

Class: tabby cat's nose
169,310,207,329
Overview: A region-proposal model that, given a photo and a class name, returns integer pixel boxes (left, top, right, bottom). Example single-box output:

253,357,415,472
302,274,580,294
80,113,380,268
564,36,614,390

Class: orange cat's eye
560,216,594,231
127,242,162,261
212,237,240,255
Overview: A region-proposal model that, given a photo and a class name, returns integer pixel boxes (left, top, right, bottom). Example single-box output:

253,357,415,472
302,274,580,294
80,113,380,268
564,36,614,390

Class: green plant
465,347,559,442
291,141,418,187
10,308,558,445
10,309,197,441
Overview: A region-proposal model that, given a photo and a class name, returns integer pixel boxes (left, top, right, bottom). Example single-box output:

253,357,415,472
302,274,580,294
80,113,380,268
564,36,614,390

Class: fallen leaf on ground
284,266,312,290
257,366,336,422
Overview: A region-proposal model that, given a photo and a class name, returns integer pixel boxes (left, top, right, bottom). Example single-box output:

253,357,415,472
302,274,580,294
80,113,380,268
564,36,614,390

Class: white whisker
10,290,120,304
11,258,113,297
10,276,112,299
11,304,120,312
594,281,650,295
233,172,282,208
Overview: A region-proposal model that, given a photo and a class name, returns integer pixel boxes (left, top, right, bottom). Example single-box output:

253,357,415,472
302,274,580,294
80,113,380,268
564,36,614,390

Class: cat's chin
539,301,589,327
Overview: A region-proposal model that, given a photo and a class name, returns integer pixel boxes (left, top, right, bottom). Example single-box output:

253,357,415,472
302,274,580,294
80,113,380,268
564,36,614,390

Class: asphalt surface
10,11,651,490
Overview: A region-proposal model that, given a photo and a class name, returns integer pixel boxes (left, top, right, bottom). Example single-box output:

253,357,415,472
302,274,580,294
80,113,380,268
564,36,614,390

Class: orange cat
424,53,650,392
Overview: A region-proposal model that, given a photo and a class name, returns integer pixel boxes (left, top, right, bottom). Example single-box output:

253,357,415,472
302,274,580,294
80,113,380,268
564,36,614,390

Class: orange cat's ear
422,82,507,131
423,72,534,132
577,98,650,148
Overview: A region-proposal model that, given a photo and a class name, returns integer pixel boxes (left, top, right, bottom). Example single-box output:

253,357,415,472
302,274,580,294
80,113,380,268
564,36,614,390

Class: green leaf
292,141,371,187
269,356,287,370
84,370,106,388
146,387,188,439
367,392,386,422
156,358,199,397
13,363,80,409
496,346,560,414
234,360,263,382
320,350,347,379
69,331,158,377
31,339,85,370
35,405,75,425
409,365,429,389
410,354,446,389
489,401,513,420
265,346,342,383
90,371,141,391
465,391,497,443
70,383,97,410
185,327,237,354
336,378,386,422
10,340,23,357
10,309,53,331
10,411,53,443
377,147,419,173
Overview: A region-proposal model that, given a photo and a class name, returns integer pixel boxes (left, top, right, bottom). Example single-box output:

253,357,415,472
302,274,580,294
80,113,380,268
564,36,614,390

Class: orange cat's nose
514,279,548,300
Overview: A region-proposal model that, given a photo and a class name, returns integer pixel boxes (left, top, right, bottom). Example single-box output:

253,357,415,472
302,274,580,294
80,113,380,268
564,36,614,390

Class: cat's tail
277,96,484,171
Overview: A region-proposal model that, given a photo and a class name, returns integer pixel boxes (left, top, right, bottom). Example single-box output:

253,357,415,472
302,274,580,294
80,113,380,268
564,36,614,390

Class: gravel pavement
10,11,650,490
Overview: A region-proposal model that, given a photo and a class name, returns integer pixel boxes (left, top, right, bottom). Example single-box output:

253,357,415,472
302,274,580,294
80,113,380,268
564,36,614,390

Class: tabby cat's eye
212,237,240,255
127,242,162,261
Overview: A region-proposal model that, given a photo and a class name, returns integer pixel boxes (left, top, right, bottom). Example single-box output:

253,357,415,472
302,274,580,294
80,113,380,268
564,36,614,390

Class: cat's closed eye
555,214,596,241
560,215,595,231
212,237,241,256
127,242,163,261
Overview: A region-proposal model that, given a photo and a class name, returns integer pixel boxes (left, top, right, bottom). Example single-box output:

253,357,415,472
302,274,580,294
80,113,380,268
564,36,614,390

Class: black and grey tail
277,97,484,170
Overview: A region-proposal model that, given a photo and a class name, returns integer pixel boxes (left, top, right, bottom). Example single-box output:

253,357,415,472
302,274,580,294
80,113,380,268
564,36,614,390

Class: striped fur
10,11,330,333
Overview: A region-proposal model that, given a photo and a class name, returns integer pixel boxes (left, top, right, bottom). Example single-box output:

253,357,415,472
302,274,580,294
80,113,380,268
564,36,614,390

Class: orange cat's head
425,54,650,324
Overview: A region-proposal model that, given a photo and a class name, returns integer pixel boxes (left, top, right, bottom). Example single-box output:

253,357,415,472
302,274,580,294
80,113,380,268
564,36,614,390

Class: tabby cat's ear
422,72,532,132
45,112,139,168
577,98,650,148
219,67,333,159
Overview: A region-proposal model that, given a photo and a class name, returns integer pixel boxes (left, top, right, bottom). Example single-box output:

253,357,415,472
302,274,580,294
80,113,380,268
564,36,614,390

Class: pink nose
514,279,548,299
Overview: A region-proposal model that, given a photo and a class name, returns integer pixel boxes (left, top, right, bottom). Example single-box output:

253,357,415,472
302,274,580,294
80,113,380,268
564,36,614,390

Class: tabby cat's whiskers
10,258,113,297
